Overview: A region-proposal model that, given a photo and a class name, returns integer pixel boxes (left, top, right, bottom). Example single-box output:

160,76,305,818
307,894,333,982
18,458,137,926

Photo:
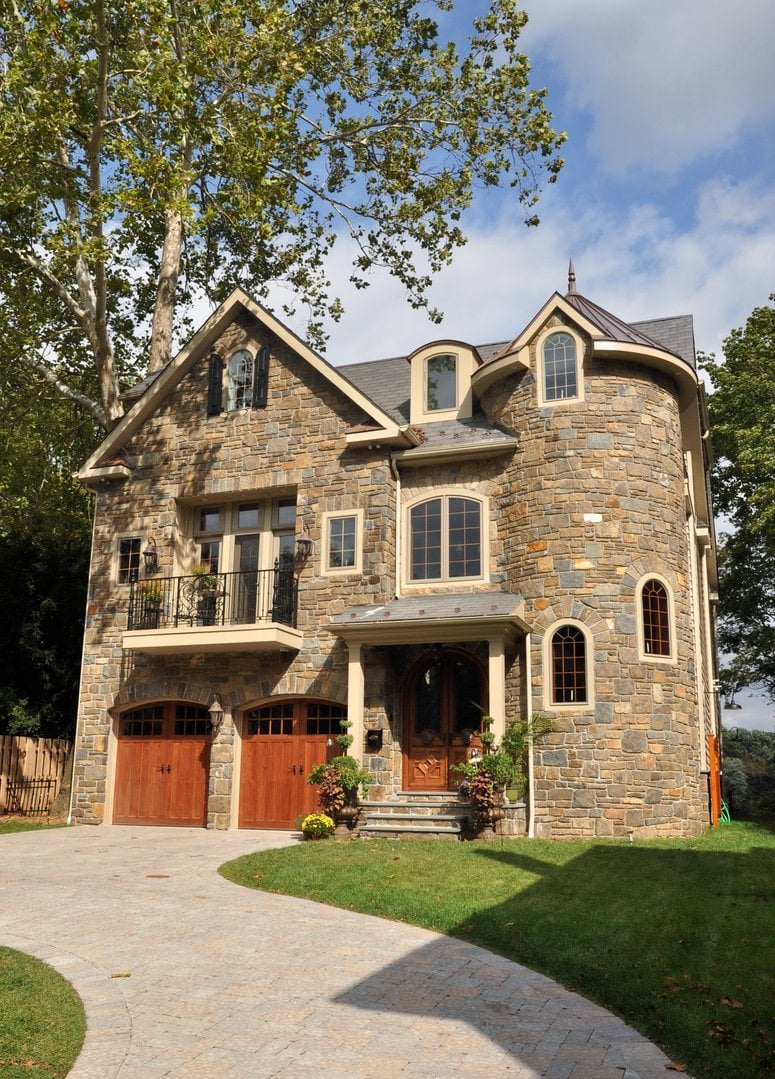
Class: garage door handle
158,764,172,774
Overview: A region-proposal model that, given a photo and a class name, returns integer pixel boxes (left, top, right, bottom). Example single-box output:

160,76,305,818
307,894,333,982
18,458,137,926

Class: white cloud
316,175,774,365
520,0,775,174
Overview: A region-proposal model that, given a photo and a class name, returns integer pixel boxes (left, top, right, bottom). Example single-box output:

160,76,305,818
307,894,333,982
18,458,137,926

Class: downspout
68,488,100,825
389,452,402,597
525,631,536,838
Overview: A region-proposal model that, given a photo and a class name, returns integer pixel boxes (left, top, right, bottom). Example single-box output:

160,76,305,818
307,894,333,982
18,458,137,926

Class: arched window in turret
542,332,578,402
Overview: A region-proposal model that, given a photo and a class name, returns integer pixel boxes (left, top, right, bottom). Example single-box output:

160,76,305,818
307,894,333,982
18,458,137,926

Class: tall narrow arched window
226,349,255,410
543,332,578,401
641,579,671,656
550,624,588,704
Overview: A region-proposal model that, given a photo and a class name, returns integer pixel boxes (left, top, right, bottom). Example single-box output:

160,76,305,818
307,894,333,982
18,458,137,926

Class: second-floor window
641,579,671,657
409,495,482,581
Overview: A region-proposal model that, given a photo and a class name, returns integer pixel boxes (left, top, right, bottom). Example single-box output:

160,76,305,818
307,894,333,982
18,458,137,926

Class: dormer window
426,354,457,412
542,332,578,402
227,349,255,410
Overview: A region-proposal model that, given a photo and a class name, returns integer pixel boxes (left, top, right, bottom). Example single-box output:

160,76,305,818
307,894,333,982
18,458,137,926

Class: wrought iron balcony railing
128,565,299,631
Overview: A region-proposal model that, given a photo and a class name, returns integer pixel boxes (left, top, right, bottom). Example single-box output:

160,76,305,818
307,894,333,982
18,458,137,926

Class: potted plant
299,812,334,840
307,755,372,838
452,712,553,838
137,582,164,628
191,563,220,591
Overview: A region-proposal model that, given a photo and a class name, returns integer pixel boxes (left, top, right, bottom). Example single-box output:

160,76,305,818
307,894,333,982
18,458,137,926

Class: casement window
207,345,270,415
426,354,457,412
542,332,579,402
408,494,483,582
117,536,142,583
322,511,363,575
550,624,589,705
640,578,673,659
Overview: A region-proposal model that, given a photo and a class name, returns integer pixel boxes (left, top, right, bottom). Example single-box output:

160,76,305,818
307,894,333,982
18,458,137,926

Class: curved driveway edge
0,827,681,1078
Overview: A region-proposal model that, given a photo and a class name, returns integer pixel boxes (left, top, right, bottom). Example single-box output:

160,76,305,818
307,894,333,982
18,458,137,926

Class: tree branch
20,352,107,428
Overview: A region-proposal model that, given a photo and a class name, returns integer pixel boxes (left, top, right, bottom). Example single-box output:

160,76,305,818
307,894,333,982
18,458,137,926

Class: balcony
123,566,302,655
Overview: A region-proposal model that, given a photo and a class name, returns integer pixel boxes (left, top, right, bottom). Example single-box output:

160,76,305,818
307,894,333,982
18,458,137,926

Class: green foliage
722,726,775,817
307,754,372,814
700,298,775,700
220,821,775,1079
0,946,85,1078
0,0,564,424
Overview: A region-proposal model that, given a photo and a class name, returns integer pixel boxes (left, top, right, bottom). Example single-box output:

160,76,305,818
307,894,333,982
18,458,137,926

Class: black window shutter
252,345,269,408
207,352,223,415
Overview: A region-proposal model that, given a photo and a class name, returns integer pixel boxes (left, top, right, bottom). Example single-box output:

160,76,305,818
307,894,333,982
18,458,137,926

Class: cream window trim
542,618,595,712
635,573,677,664
536,325,585,408
402,488,489,590
321,509,364,577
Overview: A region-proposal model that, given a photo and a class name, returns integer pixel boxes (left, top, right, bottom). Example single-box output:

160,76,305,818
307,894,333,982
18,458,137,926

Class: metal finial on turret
567,259,576,294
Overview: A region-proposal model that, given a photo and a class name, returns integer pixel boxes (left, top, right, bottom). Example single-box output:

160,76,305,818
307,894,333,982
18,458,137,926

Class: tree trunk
148,206,184,374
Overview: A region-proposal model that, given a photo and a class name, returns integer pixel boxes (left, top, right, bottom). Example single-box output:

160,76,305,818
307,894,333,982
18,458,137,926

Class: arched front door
403,651,485,790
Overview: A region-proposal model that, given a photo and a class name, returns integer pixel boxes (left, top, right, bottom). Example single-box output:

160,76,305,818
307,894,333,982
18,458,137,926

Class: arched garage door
113,703,211,826
239,699,344,829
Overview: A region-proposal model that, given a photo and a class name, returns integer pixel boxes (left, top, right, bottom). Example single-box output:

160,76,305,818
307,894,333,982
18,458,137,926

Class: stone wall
483,319,707,838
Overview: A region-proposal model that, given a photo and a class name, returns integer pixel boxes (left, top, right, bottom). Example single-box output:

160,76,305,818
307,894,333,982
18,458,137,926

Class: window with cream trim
322,510,363,575
638,576,674,661
541,331,580,403
407,494,483,582
547,622,592,707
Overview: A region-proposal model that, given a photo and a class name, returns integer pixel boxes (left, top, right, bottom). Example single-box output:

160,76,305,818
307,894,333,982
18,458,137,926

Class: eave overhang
393,436,518,468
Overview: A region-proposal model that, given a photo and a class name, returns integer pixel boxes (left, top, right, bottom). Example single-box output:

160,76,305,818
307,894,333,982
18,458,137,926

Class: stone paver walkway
0,827,680,1078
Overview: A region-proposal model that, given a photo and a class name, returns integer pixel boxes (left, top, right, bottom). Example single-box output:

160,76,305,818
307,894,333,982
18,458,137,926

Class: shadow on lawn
335,842,775,1079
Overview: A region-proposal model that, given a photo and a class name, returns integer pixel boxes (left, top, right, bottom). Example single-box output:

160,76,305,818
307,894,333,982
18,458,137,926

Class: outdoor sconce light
142,536,159,574
723,698,743,711
295,526,313,564
208,696,224,733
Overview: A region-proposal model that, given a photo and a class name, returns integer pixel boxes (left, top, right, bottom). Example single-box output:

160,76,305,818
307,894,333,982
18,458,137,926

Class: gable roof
78,288,418,484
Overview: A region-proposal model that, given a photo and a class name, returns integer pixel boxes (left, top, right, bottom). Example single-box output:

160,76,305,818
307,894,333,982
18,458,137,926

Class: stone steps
359,792,471,840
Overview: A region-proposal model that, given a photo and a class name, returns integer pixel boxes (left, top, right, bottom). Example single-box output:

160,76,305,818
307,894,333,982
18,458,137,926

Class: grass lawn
220,820,775,1079
0,947,86,1078
0,818,67,835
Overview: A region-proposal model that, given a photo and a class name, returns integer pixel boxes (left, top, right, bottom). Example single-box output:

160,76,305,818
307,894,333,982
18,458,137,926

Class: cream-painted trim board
542,618,595,712
320,509,364,576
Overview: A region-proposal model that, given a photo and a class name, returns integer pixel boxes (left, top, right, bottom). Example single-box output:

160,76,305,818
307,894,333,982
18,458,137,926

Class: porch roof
329,591,529,644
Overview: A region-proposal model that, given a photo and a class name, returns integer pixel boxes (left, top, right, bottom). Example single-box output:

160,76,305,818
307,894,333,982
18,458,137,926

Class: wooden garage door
114,704,210,827
239,700,344,829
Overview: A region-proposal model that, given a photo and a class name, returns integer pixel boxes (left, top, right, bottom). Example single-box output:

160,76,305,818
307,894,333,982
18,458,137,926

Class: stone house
70,272,720,838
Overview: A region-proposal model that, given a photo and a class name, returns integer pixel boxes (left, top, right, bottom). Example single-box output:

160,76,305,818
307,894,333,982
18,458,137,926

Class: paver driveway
0,826,678,1078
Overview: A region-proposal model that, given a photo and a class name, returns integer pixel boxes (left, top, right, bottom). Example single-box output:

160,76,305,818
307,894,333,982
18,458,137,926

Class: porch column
347,639,366,765
487,635,506,745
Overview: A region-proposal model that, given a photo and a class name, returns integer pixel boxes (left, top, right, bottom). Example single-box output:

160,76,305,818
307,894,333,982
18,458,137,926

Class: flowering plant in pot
307,754,372,836
299,813,334,839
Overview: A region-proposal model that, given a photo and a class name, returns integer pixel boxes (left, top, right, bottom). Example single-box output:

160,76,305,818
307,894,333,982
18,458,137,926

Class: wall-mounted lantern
295,526,313,564
142,536,159,574
208,696,224,733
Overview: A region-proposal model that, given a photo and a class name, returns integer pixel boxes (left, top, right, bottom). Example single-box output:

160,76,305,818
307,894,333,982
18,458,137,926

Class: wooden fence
0,737,72,817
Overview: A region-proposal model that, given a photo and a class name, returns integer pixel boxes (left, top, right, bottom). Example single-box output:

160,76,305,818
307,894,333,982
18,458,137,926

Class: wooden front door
114,704,211,826
404,651,485,790
239,700,344,829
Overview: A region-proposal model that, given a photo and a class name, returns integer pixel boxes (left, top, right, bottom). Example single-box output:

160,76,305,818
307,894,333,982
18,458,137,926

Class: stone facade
71,284,719,838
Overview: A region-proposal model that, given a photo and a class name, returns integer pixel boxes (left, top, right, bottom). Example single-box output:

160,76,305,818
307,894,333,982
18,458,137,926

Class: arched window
226,349,255,410
543,332,578,401
224,346,270,411
425,353,457,411
641,579,671,656
409,494,482,581
550,624,588,704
